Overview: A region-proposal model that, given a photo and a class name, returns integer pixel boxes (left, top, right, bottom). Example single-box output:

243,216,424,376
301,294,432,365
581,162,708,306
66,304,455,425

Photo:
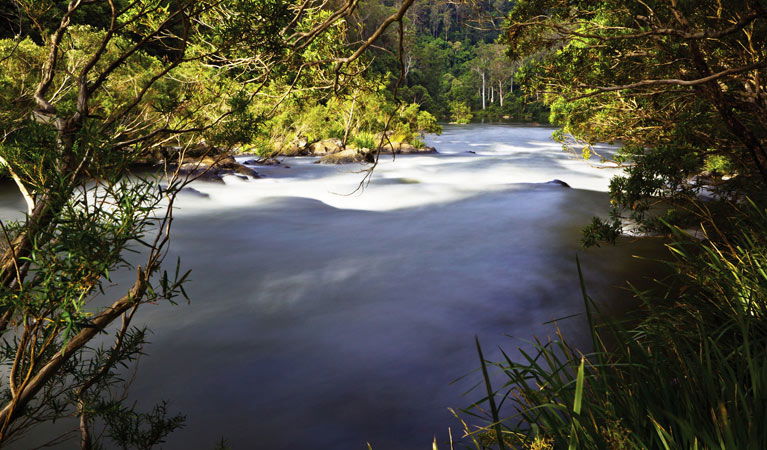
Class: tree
0,0,414,446
506,0,767,235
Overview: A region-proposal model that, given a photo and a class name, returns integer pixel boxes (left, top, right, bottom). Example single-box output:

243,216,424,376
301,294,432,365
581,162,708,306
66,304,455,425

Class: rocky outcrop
319,148,372,164
380,141,437,154
275,136,311,156
271,134,437,161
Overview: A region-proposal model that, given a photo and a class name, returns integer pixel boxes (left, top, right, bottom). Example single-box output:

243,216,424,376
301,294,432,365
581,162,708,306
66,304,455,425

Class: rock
178,187,210,198
185,141,220,158
257,157,282,166
466,150,476,154
171,155,260,181
309,138,345,155
233,164,259,177
319,148,370,164
546,179,571,188
380,142,437,154
134,141,225,166
398,144,437,154
273,135,311,156
242,157,280,166
283,137,310,155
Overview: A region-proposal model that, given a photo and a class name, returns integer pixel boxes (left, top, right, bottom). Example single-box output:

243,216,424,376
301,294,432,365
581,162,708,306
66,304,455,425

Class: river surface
1,124,662,449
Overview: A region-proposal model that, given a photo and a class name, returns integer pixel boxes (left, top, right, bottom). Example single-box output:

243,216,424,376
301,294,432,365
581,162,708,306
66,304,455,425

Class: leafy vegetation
357,1,550,123
505,0,767,234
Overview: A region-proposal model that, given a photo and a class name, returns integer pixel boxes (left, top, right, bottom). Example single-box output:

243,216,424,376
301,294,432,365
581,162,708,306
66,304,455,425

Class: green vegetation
358,1,549,123
461,1,767,448
505,0,767,235
449,101,473,124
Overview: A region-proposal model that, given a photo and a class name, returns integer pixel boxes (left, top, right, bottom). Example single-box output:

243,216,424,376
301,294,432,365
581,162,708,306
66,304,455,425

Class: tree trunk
481,72,486,110
499,80,504,107
342,96,357,146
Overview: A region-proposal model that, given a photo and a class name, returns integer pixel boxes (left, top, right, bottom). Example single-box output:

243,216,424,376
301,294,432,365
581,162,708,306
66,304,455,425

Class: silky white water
1,124,661,449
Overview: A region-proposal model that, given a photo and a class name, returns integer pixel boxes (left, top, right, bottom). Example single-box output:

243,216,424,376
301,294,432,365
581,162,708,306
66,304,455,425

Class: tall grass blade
573,356,585,415
475,335,506,450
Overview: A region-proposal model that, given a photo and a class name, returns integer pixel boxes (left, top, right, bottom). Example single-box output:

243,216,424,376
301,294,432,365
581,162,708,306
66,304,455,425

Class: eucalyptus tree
506,0,767,237
0,0,414,446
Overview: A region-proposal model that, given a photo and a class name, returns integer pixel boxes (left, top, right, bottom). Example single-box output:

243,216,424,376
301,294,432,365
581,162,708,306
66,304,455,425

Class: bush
449,101,473,124
350,131,377,149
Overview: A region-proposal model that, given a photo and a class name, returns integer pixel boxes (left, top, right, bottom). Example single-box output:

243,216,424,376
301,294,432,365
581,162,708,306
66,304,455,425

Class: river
2,124,662,449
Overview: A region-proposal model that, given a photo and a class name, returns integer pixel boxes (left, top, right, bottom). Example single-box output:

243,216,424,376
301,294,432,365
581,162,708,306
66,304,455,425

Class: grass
459,202,767,449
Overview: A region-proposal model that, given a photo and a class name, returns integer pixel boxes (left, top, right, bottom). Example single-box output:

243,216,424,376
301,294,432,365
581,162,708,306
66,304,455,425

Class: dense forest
1,0,767,449
374,0,548,123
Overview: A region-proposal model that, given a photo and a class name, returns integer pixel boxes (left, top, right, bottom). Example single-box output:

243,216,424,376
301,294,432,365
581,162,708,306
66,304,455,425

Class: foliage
253,86,441,155
505,0,767,236
356,1,548,122
449,101,473,124
351,131,377,150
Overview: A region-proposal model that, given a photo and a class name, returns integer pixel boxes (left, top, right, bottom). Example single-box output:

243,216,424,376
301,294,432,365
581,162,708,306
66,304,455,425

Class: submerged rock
546,179,571,188
243,157,281,166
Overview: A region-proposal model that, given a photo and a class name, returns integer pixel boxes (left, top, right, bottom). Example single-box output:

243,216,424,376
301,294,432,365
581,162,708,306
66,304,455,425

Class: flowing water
2,124,662,449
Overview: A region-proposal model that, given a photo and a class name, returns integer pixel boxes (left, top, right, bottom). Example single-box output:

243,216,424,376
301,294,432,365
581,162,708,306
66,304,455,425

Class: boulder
284,136,310,155
135,142,227,166
309,138,345,155
396,143,437,154
272,135,311,156
319,148,371,164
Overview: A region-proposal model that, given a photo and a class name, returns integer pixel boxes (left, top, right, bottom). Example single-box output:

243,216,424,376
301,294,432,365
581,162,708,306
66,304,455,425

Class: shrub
449,101,473,124
350,131,377,149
